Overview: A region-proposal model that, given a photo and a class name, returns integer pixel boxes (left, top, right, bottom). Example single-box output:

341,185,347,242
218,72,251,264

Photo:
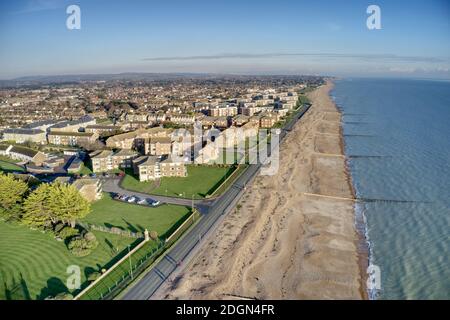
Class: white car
137,199,147,205
127,196,136,203
151,200,160,207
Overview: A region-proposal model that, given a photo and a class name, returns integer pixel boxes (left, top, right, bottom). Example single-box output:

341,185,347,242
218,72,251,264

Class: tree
87,272,101,282
58,226,79,240
67,232,98,257
46,292,73,300
149,230,158,240
47,183,91,227
22,183,54,228
0,173,28,221
22,182,91,229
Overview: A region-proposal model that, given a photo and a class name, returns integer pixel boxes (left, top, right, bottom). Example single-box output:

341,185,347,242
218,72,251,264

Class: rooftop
48,131,95,137
9,145,39,158
91,150,114,159
3,128,44,135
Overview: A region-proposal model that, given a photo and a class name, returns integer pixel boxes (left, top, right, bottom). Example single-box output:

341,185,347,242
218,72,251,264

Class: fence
78,222,143,239
75,239,165,300
75,209,200,300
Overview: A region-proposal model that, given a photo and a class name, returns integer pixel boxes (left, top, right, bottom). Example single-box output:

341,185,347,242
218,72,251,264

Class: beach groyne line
313,152,345,158
303,192,356,202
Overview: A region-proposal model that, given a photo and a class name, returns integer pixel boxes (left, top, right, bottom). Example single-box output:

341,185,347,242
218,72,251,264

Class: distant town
0,74,322,300
0,75,321,186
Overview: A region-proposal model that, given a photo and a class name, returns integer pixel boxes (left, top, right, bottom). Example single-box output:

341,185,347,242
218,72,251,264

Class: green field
0,221,136,300
0,160,25,173
121,165,236,199
84,193,191,238
78,239,163,300
0,194,192,300
79,163,93,176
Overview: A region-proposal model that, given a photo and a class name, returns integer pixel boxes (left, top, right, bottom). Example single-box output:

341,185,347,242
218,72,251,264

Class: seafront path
120,104,311,300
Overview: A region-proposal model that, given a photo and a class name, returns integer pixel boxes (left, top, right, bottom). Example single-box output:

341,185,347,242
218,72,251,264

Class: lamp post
128,245,133,279
191,194,195,218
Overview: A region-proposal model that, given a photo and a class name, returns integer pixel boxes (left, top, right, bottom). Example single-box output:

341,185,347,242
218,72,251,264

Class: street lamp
128,245,133,279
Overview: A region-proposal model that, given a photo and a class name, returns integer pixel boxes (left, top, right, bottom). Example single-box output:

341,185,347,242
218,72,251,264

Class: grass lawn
121,165,236,199
0,194,191,300
0,160,25,173
0,220,136,300
84,193,191,238
0,155,20,163
79,163,93,176
78,239,162,300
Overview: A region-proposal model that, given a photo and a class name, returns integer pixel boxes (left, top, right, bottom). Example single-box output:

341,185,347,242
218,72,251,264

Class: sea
331,78,450,300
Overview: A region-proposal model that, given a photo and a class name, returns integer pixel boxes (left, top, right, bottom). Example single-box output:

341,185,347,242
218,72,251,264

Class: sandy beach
156,81,365,300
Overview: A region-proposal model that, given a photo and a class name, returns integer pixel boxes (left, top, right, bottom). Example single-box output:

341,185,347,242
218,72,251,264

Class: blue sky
0,0,449,79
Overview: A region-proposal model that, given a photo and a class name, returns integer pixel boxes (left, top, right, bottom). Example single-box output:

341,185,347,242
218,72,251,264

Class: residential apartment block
2,128,47,144
105,127,170,150
48,115,96,132
47,131,99,146
90,149,138,172
144,136,172,156
138,155,187,181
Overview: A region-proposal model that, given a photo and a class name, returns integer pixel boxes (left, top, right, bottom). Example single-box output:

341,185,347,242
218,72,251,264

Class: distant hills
0,72,218,87
0,72,323,88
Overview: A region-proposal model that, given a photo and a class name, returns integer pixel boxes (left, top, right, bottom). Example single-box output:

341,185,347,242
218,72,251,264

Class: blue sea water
332,78,450,300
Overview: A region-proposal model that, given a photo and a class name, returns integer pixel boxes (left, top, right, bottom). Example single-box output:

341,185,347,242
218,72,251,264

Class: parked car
137,198,147,205
119,195,128,201
150,200,160,207
127,196,136,203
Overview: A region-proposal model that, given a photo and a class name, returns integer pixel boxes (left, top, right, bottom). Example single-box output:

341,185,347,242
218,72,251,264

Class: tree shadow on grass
121,218,142,233
2,273,31,300
104,223,125,230
37,277,68,300
84,266,99,279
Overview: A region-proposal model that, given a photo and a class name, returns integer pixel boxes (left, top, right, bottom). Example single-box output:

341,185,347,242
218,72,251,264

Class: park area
0,193,191,300
121,164,238,199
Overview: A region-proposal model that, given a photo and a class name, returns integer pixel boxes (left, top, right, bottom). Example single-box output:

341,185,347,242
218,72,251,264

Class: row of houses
0,144,47,166
1,116,98,146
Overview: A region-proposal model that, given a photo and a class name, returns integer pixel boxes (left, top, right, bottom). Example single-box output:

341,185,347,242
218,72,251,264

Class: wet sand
156,81,366,300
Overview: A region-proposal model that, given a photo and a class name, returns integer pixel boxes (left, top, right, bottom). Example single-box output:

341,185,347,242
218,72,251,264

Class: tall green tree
22,182,91,228
22,183,53,228
0,173,28,221
47,183,91,227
